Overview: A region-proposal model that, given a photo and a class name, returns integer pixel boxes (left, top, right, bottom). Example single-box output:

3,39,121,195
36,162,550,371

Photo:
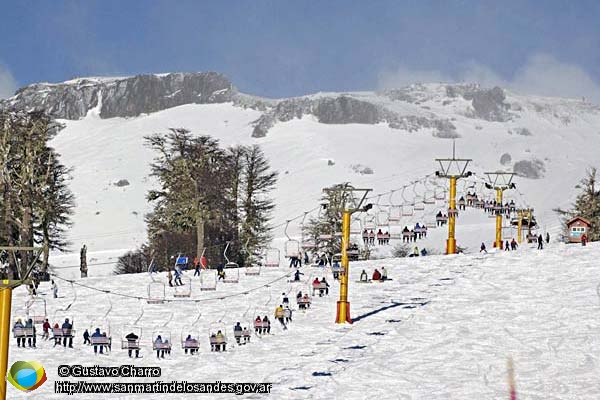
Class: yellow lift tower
323,184,372,324
435,143,472,254
484,172,516,248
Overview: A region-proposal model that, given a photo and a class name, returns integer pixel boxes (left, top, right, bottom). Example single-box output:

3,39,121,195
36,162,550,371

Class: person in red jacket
581,233,588,246
372,269,381,281
42,319,50,340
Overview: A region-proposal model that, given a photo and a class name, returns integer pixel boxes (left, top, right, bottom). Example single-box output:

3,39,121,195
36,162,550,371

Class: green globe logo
7,361,47,391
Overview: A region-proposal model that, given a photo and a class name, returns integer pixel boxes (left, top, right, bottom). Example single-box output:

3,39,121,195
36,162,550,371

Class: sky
1,1,600,101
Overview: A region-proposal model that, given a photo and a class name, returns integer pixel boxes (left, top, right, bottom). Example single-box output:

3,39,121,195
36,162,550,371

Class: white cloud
0,64,17,99
378,54,600,103
511,54,600,103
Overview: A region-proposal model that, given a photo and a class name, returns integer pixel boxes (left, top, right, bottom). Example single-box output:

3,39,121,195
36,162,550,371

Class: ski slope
8,241,600,399
45,87,600,278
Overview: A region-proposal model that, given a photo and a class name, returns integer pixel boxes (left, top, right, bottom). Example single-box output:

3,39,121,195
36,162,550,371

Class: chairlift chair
152,329,173,355
208,323,228,352
89,318,112,350
349,217,363,235
423,189,435,204
363,214,377,230
173,276,192,298
402,205,414,216
200,269,217,291
121,325,142,353
284,220,301,258
414,198,425,211
25,298,47,325
222,242,240,283
147,281,166,304
52,314,75,342
223,266,240,284
376,211,390,227
264,248,280,267
388,206,402,224
181,327,201,354
245,262,262,276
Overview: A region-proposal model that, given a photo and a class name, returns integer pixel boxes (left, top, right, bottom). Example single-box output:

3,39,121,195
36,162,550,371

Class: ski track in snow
9,242,600,399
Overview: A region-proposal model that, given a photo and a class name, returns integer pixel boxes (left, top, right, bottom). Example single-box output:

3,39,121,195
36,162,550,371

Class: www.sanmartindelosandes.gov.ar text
55,380,273,395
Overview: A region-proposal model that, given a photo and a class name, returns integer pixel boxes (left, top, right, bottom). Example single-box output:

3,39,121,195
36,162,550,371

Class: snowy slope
45,83,600,277
9,241,600,399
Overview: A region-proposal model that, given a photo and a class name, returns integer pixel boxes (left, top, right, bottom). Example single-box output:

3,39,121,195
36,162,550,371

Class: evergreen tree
555,167,600,240
0,110,74,278
239,145,277,262
302,183,352,255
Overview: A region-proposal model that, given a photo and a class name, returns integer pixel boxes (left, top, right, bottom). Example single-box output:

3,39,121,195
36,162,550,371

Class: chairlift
208,322,228,352
51,313,75,343
264,248,280,267
284,220,301,258
363,214,377,230
434,188,446,201
422,180,436,204
400,186,414,216
147,281,166,304
223,266,240,284
376,211,390,227
152,329,173,356
200,269,217,291
89,318,112,351
25,298,47,325
349,217,363,235
89,292,112,350
402,205,414,216
180,328,201,354
388,206,402,224
120,325,142,355
222,242,240,283
174,275,192,298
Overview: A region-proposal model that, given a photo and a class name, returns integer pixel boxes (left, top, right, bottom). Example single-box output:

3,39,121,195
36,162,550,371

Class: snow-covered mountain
3,72,600,273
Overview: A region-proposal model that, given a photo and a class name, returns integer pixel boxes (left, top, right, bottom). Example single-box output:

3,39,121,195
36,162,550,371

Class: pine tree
239,145,277,262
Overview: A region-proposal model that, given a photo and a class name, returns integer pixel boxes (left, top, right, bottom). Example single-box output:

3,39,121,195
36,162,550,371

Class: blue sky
1,1,600,101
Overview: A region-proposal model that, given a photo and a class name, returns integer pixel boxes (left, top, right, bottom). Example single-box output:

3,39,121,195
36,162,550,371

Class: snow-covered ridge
3,73,600,139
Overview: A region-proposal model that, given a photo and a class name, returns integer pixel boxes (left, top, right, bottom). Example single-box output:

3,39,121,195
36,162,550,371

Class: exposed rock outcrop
1,72,235,120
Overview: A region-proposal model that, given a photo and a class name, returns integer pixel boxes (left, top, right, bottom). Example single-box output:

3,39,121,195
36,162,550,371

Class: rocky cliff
1,72,235,120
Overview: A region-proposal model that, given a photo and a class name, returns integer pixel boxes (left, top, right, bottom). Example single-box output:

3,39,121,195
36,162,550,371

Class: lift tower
484,172,516,248
322,184,372,324
435,143,472,254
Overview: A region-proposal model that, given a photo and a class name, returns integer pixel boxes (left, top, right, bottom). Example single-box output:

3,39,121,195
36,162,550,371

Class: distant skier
581,233,588,246
294,269,304,282
274,305,287,330
510,238,518,251
537,234,544,250
505,240,510,251
52,280,58,298
546,232,550,244
480,242,487,254
167,269,173,287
